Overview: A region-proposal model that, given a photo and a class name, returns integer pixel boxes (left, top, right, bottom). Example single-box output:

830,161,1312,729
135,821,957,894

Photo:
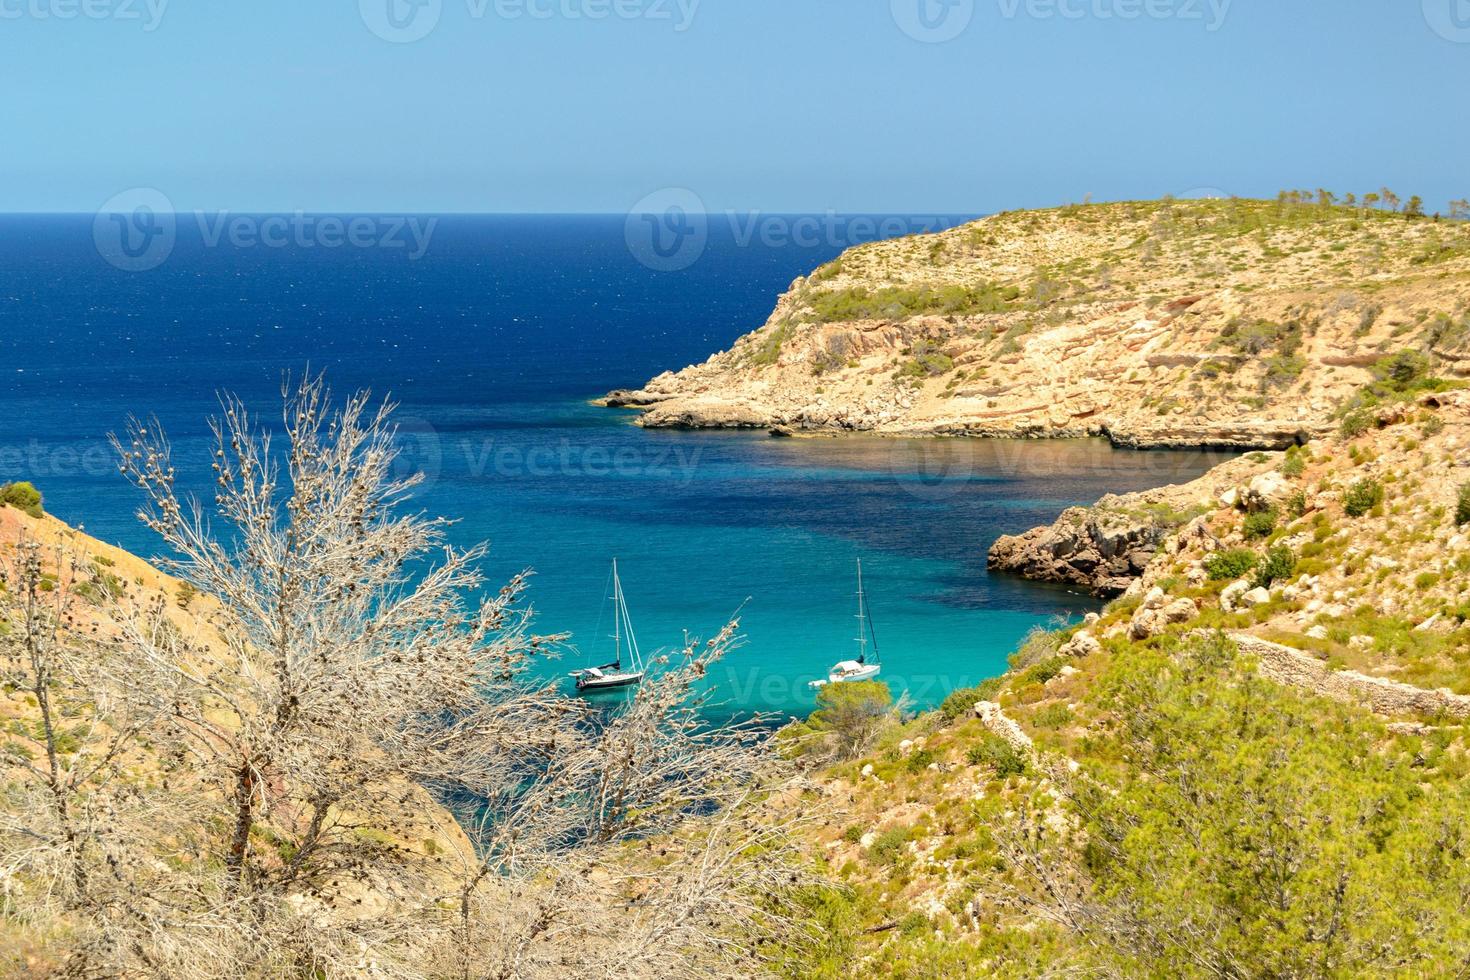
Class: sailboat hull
576,671,645,691
810,663,882,688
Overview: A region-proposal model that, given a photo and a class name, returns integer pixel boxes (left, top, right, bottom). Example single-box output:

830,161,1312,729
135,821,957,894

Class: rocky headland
605,197,1470,449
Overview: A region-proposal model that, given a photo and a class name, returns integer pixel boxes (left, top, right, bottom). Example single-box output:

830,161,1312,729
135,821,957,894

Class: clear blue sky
3,0,1468,213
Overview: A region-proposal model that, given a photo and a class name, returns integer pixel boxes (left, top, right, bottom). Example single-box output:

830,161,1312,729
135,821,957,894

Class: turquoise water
0,215,1235,716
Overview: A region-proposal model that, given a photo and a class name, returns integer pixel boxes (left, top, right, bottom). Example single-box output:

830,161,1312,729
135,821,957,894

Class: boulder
1220,579,1251,612
1239,587,1271,608
1129,596,1198,639
1059,630,1101,658
1243,471,1292,511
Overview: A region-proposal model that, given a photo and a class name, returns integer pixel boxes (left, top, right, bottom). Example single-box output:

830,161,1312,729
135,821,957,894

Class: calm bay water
0,215,1234,715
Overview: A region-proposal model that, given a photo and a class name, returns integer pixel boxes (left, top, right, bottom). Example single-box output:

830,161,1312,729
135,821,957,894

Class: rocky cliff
606,197,1470,448
987,453,1273,594
1000,384,1470,694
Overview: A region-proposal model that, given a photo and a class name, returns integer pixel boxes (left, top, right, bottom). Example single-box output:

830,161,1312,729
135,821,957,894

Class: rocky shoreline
603,199,1470,453
602,385,1327,450
986,453,1275,595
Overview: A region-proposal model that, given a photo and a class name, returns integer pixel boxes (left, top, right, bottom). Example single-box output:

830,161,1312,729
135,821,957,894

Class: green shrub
1033,703,1075,729
1286,490,1308,519
1019,656,1067,688
1243,507,1278,539
867,825,915,865
1081,633,1470,977
1205,548,1259,581
1339,408,1374,439
939,678,1002,721
1253,546,1296,589
1457,483,1470,526
906,748,937,773
805,282,1021,324
809,680,894,759
966,734,1026,777
1372,349,1435,393
1344,478,1384,517
1281,448,1306,479
0,481,42,518
747,320,793,367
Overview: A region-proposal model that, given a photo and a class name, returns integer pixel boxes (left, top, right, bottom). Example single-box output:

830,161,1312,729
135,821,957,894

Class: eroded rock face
987,502,1168,596
602,200,1470,448
987,454,1271,595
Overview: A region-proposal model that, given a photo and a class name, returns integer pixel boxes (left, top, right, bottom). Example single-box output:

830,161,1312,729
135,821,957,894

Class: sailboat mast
854,558,868,664
611,559,622,667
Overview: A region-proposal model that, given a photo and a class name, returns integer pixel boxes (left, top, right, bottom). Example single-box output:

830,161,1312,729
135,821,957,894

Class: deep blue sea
0,214,1235,716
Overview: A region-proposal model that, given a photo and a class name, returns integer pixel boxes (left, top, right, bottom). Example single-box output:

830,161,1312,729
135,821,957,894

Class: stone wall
1229,634,1470,720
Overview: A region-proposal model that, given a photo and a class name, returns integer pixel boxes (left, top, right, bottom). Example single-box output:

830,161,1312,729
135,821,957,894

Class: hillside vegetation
764,378,1470,977
608,195,1470,448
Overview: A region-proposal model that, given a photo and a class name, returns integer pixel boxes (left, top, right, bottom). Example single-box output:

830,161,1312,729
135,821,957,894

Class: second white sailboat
811,558,882,688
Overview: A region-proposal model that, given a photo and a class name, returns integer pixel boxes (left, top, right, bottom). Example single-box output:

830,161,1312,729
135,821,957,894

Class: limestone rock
1221,579,1252,612
988,504,1170,597
1239,587,1271,608
1129,596,1198,640
1244,471,1292,511
1059,630,1100,658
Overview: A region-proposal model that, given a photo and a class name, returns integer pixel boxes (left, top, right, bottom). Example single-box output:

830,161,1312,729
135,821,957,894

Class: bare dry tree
0,532,218,974
28,374,818,977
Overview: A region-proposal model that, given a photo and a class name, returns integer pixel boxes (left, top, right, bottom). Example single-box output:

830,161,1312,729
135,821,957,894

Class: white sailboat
570,559,646,692
811,558,882,688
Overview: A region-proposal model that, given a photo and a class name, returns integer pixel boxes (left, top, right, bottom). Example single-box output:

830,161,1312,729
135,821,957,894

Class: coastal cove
0,214,1234,716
